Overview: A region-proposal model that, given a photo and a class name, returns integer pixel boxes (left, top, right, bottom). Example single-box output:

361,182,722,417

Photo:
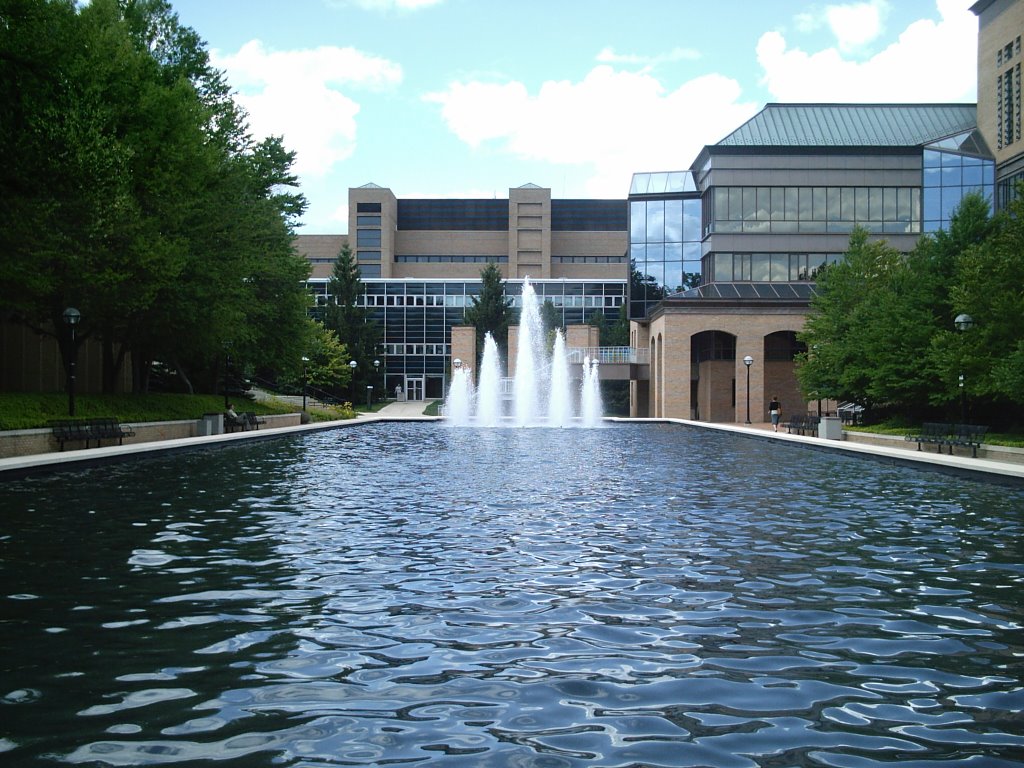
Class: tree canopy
797,192,1023,426
0,0,311,393
462,263,511,362
321,243,381,400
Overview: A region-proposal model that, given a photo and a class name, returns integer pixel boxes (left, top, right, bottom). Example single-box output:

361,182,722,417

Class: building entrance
404,377,424,402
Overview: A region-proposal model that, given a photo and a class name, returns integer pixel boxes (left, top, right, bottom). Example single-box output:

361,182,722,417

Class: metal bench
945,424,989,458
786,414,820,436
49,418,135,451
905,422,951,452
242,412,266,430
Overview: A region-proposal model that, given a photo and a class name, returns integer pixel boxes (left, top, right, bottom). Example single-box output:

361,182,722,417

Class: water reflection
0,424,1021,766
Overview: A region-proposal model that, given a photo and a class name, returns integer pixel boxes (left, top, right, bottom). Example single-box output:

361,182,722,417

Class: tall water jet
548,329,571,427
580,357,603,428
513,279,543,427
446,364,474,427
477,332,503,427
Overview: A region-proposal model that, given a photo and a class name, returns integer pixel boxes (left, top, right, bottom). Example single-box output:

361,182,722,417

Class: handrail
566,347,650,364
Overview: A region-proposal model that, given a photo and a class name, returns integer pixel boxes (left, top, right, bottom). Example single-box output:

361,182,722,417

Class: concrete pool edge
611,417,1024,484
2,412,1021,485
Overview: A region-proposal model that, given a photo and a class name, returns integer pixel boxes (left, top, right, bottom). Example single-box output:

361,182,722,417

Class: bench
905,421,950,452
224,412,247,433
905,422,989,457
946,423,989,458
786,414,820,436
49,418,135,451
242,412,266,430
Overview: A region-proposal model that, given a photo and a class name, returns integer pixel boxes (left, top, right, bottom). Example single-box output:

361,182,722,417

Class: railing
566,347,650,365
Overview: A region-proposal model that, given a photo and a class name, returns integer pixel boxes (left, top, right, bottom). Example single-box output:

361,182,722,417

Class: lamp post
743,355,753,424
955,313,974,423
62,307,81,417
373,359,380,402
301,356,309,411
349,359,357,405
367,385,373,409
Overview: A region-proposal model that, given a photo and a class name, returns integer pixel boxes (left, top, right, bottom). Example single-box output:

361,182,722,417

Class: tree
322,243,381,398
462,262,511,362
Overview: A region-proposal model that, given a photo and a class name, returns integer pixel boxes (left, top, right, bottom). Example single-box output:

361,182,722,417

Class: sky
168,0,981,234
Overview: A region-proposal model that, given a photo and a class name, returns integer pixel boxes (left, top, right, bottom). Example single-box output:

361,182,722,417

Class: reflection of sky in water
1,423,1022,766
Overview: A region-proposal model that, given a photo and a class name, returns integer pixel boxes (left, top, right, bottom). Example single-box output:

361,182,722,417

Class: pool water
1,423,1022,767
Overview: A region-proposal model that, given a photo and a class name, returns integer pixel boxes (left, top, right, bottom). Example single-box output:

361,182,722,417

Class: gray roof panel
717,104,978,148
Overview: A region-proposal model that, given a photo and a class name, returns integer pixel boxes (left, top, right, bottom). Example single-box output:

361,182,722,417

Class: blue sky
168,0,979,233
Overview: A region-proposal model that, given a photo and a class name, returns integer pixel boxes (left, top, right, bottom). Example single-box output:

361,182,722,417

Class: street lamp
301,356,309,411
743,355,753,424
955,313,974,423
373,359,380,402
367,385,373,409
62,307,81,417
349,359,357,405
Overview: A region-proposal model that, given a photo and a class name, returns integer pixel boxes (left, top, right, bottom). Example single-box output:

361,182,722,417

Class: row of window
709,185,921,229
383,343,450,357
317,292,624,309
396,255,508,263
552,255,626,263
997,35,1021,66
997,62,1022,149
707,252,844,283
351,254,627,264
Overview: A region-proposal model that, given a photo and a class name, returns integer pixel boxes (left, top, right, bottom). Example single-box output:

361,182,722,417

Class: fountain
446,277,602,427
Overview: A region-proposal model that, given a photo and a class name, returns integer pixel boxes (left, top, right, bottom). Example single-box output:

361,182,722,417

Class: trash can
818,415,842,440
199,412,224,436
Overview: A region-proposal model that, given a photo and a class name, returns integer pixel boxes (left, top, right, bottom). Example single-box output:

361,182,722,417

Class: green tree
463,262,511,362
323,243,381,397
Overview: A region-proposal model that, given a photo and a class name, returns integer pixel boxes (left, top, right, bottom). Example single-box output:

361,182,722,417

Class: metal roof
716,104,978,148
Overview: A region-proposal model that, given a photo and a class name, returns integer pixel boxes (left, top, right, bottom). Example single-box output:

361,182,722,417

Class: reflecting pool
1,423,1022,767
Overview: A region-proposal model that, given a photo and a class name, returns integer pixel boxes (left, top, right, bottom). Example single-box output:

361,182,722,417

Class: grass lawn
0,393,351,431
847,423,1024,449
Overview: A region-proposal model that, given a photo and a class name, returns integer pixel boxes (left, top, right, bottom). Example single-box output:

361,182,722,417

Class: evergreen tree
462,262,511,362
323,243,381,399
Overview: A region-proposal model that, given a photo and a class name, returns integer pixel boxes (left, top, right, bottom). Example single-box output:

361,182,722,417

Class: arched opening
691,330,737,422
763,331,806,419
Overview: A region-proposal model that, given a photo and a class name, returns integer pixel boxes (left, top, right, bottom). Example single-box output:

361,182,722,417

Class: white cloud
825,1,888,53
758,0,976,102
212,40,402,177
424,66,757,198
596,46,701,67
326,0,443,10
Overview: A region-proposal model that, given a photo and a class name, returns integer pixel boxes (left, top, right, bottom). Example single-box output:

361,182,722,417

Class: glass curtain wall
922,133,995,233
628,172,702,319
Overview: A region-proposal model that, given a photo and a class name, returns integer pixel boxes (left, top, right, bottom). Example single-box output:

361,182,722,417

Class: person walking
769,396,781,432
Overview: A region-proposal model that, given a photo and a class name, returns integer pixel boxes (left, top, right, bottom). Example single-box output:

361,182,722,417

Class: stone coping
1,412,1020,485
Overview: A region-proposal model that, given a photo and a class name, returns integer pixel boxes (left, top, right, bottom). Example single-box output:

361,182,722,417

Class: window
357,215,381,226
356,202,382,213
356,229,381,247
358,251,381,261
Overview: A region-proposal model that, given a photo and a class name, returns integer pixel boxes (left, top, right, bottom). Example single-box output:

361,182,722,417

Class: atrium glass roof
629,171,698,195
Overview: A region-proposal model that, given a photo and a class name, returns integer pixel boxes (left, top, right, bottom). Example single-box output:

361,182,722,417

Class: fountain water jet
445,277,602,427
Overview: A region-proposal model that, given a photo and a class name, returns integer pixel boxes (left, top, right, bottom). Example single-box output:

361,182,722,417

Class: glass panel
869,188,883,222
358,250,381,261
770,187,785,220
923,149,941,168
785,188,799,220
883,188,897,221
683,199,701,241
356,229,381,247
664,200,683,242
812,188,827,221
963,163,983,186
714,188,729,222
751,254,770,282
646,200,665,242
757,187,770,220
667,172,688,192
714,253,733,282
630,201,646,242
728,188,742,220
827,188,841,221
941,164,961,187
770,254,788,281
630,174,649,194
356,215,381,226
840,188,855,221
664,262,684,293
743,188,757,221
649,173,668,193
897,188,913,222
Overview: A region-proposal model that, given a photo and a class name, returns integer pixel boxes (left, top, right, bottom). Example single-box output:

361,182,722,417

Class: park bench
49,418,135,451
786,414,819,436
242,412,266,430
905,421,952,453
945,423,989,458
224,412,247,433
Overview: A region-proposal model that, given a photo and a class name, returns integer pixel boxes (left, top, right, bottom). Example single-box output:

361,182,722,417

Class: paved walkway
1,407,1021,483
